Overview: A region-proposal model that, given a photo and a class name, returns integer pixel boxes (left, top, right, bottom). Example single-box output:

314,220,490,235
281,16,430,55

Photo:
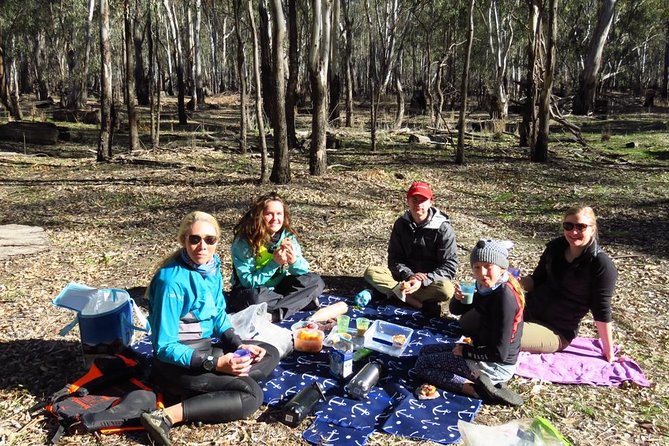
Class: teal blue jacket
231,229,310,290
148,254,234,368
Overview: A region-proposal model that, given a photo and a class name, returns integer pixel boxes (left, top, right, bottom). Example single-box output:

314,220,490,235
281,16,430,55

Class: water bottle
354,289,372,307
280,382,326,427
344,360,384,399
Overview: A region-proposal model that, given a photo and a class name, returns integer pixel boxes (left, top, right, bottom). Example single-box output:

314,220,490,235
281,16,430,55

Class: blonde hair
233,192,298,256
149,211,221,285
507,274,525,309
564,205,598,239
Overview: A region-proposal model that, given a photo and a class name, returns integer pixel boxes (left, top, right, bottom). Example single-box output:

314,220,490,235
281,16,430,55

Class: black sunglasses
562,222,590,231
187,234,219,245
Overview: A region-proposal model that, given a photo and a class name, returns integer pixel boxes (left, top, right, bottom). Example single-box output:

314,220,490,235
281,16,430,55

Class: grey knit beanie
470,239,509,269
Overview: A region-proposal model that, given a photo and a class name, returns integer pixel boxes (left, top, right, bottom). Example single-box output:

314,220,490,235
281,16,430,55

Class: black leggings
227,272,325,320
153,340,280,424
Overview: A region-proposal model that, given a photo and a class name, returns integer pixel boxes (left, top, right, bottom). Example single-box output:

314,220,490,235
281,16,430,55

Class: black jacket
387,208,458,286
525,236,617,342
450,282,524,364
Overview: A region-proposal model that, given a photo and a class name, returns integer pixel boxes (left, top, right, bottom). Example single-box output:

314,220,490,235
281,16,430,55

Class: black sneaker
493,383,524,407
474,374,523,407
473,374,499,403
140,409,173,446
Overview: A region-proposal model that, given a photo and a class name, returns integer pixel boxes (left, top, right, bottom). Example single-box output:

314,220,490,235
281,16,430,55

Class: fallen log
0,121,59,145
52,108,101,125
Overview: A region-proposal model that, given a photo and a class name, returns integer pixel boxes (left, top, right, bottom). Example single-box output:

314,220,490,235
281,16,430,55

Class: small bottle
354,289,372,307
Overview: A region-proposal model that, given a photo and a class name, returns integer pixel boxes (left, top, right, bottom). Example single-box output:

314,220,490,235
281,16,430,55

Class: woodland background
0,0,668,445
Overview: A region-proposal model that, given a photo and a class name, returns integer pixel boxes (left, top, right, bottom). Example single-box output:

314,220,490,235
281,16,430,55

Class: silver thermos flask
344,360,384,399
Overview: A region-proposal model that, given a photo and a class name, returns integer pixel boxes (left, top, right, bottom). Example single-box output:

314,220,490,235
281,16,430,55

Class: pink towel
515,337,651,387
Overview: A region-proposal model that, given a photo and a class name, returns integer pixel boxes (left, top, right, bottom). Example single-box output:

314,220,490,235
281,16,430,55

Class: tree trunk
486,0,512,120
269,0,291,184
309,0,332,176
98,0,114,162
248,0,269,183
342,0,354,127
234,0,248,154
663,20,669,100
134,0,150,106
148,0,161,148
194,0,205,106
285,0,299,149
32,31,50,100
573,0,616,115
124,0,139,153
163,0,187,124
259,0,274,122
394,54,404,128
328,0,341,127
533,0,557,163
520,0,540,148
455,0,475,165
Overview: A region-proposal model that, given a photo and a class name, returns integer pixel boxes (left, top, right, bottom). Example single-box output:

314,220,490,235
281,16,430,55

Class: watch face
203,356,215,371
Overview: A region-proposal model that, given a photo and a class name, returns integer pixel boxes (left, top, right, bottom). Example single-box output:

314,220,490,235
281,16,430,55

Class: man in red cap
364,181,458,316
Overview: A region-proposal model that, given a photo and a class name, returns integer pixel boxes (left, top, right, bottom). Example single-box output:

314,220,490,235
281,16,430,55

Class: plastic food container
293,328,325,353
363,320,413,357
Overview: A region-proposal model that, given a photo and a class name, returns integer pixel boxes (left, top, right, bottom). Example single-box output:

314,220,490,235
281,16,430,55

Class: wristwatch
202,355,216,372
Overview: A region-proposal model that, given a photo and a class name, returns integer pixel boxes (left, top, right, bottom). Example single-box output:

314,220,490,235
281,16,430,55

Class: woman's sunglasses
188,234,219,245
562,222,590,231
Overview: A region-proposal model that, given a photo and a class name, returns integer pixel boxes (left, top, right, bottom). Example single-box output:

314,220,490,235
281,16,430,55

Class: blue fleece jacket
230,229,310,290
148,254,234,368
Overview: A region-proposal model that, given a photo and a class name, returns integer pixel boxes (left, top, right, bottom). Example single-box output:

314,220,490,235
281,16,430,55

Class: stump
0,121,59,145
0,225,50,260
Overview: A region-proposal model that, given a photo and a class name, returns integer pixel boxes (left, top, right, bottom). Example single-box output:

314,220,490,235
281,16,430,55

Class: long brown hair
233,192,298,256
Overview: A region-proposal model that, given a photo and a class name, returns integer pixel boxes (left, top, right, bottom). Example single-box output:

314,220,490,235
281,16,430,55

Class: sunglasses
562,222,591,231
187,234,219,245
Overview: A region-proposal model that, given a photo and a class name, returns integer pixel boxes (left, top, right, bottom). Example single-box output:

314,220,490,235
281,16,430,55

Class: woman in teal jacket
141,211,280,446
227,192,324,322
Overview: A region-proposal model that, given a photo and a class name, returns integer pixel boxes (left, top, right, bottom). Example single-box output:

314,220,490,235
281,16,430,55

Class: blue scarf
180,248,220,278
476,271,510,296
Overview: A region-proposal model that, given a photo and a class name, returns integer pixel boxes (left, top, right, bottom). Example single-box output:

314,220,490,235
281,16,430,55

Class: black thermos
280,382,326,428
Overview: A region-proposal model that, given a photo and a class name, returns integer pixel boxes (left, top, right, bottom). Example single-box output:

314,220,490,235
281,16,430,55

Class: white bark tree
309,0,332,175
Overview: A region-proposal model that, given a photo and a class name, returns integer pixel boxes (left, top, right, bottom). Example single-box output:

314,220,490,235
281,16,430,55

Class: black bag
30,354,162,443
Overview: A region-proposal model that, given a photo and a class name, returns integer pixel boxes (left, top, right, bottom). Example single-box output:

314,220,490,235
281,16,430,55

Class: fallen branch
550,104,588,147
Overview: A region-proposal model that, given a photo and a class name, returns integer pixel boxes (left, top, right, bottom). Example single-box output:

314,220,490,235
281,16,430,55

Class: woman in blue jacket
227,192,324,322
141,211,280,446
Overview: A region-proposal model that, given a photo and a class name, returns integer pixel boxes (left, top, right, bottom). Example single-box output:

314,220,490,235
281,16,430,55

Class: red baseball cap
406,181,433,200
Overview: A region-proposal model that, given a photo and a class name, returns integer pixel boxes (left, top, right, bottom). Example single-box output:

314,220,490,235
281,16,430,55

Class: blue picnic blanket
264,294,482,445
131,294,482,445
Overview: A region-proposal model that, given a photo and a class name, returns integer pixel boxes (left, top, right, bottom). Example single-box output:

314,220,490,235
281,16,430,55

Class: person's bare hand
217,353,253,376
452,344,464,357
240,343,266,362
404,277,422,295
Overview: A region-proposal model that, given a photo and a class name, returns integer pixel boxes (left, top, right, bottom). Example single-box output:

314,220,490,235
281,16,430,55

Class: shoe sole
140,413,172,446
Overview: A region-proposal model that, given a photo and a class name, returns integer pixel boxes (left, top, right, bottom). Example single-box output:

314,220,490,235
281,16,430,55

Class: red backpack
30,354,162,443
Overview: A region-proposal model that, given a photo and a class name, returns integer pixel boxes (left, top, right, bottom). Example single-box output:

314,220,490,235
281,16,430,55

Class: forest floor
0,95,668,446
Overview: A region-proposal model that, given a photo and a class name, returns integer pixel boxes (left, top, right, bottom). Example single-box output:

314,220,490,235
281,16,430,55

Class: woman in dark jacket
520,205,618,362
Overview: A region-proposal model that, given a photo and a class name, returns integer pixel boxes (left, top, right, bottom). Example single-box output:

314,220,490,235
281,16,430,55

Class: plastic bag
458,417,571,446
229,303,293,358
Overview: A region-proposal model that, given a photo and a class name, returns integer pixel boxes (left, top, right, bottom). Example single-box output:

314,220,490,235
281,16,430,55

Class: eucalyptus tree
573,0,616,115
328,0,342,127
162,0,188,124
455,0,475,165
98,0,113,161
269,0,291,184
233,0,248,154
124,0,139,152
480,0,514,119
248,0,269,182
533,0,558,163
341,0,354,126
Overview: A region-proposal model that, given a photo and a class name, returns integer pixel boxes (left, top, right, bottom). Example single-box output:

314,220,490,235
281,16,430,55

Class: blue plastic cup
460,281,475,304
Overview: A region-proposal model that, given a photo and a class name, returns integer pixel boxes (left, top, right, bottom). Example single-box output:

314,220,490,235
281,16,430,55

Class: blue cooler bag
53,282,150,353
